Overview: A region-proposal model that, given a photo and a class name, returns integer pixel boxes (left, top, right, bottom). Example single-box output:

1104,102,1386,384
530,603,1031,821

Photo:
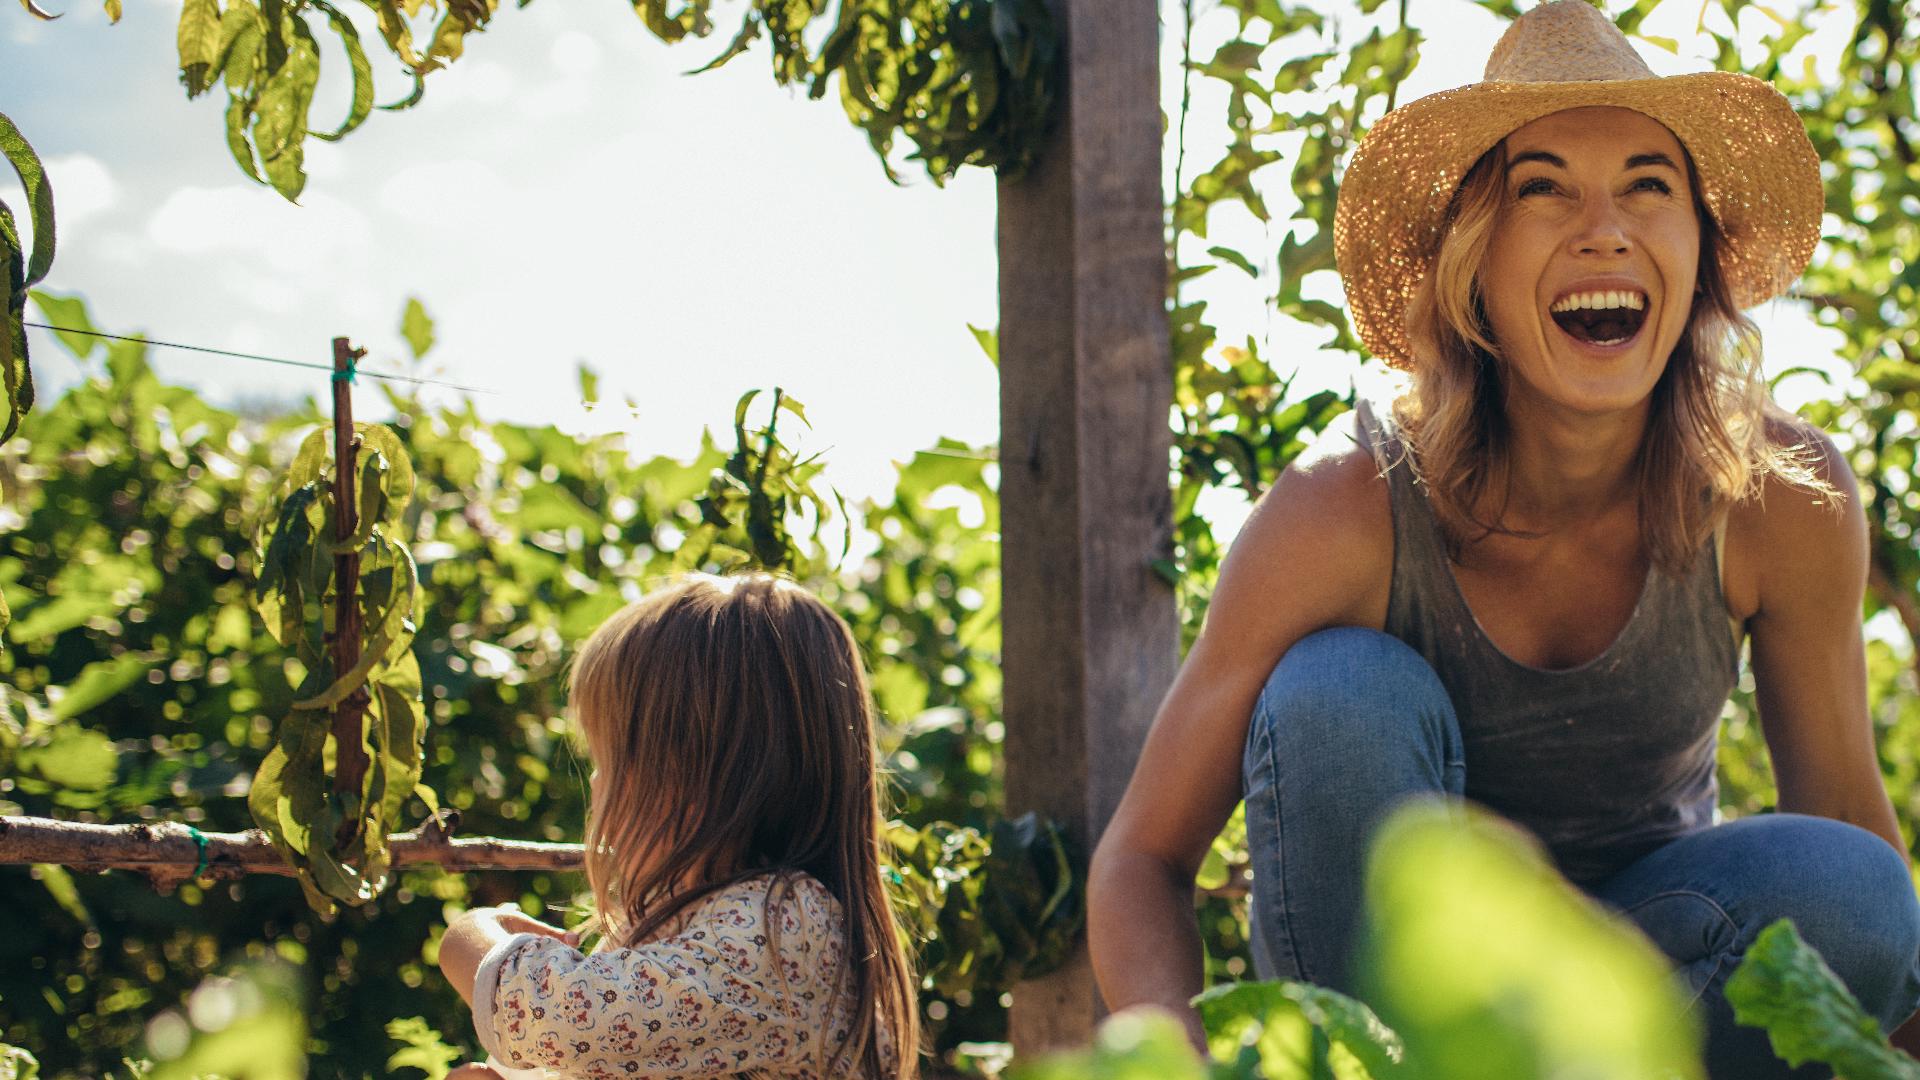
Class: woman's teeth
1548,290,1649,346
1549,290,1646,313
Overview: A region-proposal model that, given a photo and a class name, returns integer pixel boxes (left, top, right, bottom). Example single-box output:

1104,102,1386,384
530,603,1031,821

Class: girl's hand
445,1063,507,1080
488,907,581,948
439,907,577,1007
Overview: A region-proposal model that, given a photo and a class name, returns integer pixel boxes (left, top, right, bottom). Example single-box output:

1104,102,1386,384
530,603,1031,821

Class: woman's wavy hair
1396,137,1833,575
566,572,919,1080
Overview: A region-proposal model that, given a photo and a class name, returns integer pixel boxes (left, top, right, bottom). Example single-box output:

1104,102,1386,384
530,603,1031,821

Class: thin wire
24,322,503,396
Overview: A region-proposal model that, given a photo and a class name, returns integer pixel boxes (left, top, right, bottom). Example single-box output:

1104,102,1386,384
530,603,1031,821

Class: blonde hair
1397,138,1834,574
566,573,920,1079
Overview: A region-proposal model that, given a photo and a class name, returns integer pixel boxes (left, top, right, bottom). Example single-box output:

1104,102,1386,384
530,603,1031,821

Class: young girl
436,573,921,1079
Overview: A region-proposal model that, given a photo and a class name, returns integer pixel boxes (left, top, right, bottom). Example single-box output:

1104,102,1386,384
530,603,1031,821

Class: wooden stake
330,337,371,840
997,0,1177,1052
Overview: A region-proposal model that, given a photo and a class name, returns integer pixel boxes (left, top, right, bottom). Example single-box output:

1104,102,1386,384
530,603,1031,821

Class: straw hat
1333,0,1822,369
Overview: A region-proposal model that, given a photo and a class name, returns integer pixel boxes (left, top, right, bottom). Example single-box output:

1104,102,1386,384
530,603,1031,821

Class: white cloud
376,158,515,222
551,31,601,75
146,185,372,273
425,58,519,109
43,153,117,232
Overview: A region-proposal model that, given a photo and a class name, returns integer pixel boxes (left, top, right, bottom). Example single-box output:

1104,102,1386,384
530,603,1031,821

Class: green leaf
968,322,999,367
385,1017,461,1080
1359,804,1704,1080
0,112,55,289
1725,919,1920,1079
32,863,93,928
1009,1009,1223,1080
308,0,374,141
0,1044,40,1080
27,290,98,359
18,726,117,791
1207,246,1259,278
178,0,224,97
1193,980,1402,1080
15,0,58,20
48,652,158,721
399,297,434,359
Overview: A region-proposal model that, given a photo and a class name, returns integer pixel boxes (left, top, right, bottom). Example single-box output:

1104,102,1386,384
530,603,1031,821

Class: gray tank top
1357,402,1739,886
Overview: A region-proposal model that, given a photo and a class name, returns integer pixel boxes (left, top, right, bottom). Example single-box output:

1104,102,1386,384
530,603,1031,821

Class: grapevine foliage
20,0,1058,200
250,422,434,913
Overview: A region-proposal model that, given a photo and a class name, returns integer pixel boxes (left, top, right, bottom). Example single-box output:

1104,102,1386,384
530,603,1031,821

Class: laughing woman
1087,3,1920,1077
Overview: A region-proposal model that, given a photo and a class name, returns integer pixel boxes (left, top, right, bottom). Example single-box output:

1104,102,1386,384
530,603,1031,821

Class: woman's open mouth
1548,289,1648,348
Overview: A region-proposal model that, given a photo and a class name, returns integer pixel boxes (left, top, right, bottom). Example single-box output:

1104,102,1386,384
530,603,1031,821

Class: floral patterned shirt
471,873,883,1079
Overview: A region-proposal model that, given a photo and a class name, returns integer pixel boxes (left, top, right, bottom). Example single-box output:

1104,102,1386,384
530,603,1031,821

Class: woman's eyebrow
1625,151,1680,170
1506,149,1565,172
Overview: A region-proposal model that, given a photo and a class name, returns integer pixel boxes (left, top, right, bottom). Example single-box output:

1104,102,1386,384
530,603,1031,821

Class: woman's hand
445,1064,507,1080
438,906,581,1007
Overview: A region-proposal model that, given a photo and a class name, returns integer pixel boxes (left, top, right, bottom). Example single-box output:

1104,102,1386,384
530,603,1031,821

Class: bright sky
0,0,1860,508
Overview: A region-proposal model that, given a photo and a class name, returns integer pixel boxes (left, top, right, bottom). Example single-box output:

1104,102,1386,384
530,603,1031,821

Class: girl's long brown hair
1398,137,1834,574
566,573,919,1079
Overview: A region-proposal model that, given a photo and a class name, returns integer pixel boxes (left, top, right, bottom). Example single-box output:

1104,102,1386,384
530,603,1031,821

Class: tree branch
0,815,584,893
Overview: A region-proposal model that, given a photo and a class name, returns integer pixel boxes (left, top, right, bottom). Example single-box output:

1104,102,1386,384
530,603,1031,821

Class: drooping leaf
308,0,374,141
177,0,224,97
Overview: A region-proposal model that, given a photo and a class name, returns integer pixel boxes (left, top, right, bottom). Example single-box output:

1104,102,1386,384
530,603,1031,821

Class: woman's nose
1570,200,1631,257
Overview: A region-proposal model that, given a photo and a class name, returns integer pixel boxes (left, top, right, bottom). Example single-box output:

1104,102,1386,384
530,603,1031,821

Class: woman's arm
1741,430,1905,856
1088,435,1391,1047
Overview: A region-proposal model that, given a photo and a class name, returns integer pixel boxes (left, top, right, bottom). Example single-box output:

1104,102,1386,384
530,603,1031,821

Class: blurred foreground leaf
1359,803,1702,1080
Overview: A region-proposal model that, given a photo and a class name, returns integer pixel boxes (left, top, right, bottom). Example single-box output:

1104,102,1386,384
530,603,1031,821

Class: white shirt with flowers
470,872,879,1079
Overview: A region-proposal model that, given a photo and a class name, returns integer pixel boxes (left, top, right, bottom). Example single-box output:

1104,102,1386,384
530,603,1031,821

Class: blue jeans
1241,627,1920,1079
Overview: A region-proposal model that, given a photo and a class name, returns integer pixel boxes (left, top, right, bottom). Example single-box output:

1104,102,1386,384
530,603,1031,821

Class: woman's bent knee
1249,628,1460,781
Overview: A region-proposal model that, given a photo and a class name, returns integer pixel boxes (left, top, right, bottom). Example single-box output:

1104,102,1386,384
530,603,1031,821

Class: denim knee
1760,817,1920,1031
1246,627,1463,787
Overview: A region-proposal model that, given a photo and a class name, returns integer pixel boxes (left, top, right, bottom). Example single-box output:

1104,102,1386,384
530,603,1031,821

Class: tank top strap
1352,399,1464,642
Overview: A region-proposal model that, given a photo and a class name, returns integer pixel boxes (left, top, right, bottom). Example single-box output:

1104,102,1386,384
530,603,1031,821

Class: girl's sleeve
472,879,850,1078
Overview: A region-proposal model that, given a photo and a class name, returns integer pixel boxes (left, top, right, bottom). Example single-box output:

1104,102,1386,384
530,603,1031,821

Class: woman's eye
1631,176,1673,194
1516,178,1555,197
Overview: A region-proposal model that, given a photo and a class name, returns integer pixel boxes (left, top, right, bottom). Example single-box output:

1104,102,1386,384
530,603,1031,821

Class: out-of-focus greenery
0,291,1016,1075
1016,803,1705,1079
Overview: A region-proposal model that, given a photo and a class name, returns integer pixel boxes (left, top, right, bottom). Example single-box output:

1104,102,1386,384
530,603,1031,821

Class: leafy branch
249,421,435,913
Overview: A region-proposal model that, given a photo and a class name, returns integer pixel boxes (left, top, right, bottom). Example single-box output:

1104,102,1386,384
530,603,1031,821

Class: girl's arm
470,877,851,1078
440,907,580,1007
1088,435,1392,1048
1740,431,1906,856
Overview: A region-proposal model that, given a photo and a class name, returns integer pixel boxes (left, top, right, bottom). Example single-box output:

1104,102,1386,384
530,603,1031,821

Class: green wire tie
185,825,210,880
332,361,356,385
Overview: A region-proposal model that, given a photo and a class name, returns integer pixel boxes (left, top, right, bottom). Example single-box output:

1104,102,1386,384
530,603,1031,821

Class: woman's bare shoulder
1216,413,1394,631
1725,414,1867,612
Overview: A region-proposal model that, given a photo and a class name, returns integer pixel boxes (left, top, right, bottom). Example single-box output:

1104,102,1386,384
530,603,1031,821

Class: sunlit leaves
251,421,429,912
1726,919,1920,1079
0,111,52,447
177,0,223,97
889,813,1083,1042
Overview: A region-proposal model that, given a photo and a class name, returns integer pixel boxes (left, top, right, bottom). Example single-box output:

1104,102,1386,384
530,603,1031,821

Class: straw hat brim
1333,71,1822,369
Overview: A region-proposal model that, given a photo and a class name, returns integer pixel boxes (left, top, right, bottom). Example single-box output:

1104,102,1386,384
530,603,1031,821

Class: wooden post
330,336,371,839
996,0,1176,1053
